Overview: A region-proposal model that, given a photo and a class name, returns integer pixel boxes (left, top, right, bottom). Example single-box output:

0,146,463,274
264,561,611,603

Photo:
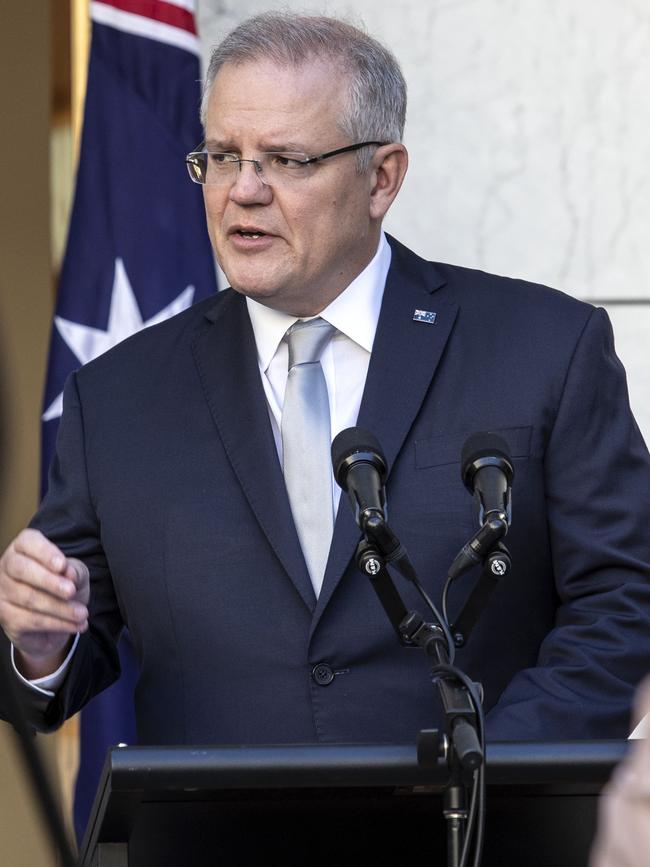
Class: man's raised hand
0,528,89,679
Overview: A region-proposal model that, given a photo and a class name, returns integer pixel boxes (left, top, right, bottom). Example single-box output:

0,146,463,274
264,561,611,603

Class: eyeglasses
185,141,387,187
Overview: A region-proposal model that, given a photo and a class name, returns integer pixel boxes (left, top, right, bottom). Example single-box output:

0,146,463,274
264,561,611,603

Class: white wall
197,0,650,440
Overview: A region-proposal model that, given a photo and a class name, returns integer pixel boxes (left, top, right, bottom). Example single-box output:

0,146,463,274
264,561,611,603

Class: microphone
331,427,387,531
332,427,418,583
461,432,514,527
448,432,514,580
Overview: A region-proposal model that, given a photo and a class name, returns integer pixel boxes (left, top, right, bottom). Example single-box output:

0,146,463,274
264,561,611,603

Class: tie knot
285,317,336,369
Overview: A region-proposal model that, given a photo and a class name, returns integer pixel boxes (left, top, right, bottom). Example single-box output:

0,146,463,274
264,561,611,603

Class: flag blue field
40,0,217,841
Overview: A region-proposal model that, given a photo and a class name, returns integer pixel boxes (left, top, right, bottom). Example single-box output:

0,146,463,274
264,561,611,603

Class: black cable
411,576,456,663
441,572,453,627
472,764,486,867
459,766,479,867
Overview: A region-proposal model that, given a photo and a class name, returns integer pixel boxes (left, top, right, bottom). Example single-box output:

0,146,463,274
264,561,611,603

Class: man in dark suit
1,12,649,745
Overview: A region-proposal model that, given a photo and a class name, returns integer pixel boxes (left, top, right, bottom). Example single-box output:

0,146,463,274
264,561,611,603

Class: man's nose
228,159,272,204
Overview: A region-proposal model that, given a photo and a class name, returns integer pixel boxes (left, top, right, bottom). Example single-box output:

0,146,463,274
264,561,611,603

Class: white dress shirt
16,232,392,694
246,231,391,518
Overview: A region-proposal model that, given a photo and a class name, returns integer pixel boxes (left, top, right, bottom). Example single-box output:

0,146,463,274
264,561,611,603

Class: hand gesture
0,529,89,678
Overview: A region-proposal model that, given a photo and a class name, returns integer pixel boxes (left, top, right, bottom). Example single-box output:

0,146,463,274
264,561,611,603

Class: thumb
65,558,90,603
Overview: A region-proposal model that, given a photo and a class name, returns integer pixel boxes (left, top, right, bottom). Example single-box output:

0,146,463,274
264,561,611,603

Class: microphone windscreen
331,427,387,488
461,431,514,489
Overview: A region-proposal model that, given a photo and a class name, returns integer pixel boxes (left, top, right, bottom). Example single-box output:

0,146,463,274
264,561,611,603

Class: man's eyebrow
203,138,237,151
202,138,311,153
261,141,309,153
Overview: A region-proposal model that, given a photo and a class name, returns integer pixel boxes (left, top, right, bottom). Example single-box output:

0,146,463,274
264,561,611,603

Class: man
1,13,649,745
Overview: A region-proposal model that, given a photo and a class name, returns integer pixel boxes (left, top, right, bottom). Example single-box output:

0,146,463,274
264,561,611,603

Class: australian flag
40,0,217,842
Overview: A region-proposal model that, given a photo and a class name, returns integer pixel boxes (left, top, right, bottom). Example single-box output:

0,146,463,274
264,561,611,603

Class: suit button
312,663,335,686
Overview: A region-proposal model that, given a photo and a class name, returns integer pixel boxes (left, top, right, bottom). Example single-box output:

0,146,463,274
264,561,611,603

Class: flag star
43,257,195,421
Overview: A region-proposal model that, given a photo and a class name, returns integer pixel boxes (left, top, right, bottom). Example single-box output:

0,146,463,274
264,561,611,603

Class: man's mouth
234,229,267,239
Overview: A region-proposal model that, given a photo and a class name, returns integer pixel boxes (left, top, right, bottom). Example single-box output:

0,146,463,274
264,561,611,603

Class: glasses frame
185,140,389,185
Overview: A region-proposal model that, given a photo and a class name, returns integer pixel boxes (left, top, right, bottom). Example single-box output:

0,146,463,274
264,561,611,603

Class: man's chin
229,282,280,303
230,281,301,312
230,282,322,316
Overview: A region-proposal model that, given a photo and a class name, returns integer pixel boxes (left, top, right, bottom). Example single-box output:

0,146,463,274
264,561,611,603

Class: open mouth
236,230,266,239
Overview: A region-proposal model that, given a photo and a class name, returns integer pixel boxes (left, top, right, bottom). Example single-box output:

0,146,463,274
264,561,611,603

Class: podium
79,741,626,867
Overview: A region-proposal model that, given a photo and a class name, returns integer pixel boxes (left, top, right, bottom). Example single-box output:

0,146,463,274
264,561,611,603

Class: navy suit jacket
14,236,650,744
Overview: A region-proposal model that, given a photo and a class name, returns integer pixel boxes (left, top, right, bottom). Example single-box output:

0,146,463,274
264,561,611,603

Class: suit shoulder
387,235,596,328
438,260,592,315
76,289,234,382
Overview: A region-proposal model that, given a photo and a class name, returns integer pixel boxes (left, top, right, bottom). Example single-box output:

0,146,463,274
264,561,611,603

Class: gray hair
200,12,407,171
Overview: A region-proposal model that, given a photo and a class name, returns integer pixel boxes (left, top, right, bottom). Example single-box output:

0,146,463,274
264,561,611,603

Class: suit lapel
192,290,316,611
313,238,459,623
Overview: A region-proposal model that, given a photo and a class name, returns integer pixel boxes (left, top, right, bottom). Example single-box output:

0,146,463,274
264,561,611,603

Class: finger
66,558,89,589
1,586,88,628
3,550,78,601
632,676,650,726
11,528,68,574
64,559,91,608
2,599,88,637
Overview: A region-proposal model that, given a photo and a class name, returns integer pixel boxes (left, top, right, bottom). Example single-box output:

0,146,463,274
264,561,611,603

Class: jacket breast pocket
414,425,532,469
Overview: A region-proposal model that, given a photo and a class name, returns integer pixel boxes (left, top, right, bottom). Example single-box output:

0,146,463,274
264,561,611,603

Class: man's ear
368,144,409,220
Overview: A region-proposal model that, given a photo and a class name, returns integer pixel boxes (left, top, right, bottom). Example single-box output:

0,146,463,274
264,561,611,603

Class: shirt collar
246,232,391,372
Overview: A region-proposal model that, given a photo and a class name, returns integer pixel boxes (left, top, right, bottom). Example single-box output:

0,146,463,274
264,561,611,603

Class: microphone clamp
447,514,509,582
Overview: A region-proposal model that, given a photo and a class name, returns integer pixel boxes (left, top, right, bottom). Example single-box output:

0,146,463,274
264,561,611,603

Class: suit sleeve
13,373,123,732
485,306,650,740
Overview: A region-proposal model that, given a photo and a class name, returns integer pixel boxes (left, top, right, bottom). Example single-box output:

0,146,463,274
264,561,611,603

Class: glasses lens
186,152,241,185
205,153,240,184
261,153,311,184
186,152,209,184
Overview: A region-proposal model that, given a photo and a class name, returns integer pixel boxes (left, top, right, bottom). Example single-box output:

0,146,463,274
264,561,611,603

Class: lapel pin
413,309,437,324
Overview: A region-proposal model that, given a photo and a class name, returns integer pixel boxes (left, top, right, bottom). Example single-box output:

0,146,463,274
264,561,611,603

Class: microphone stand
355,513,511,867
448,543,512,649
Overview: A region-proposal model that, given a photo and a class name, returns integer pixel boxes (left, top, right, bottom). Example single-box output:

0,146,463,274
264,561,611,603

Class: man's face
202,59,382,316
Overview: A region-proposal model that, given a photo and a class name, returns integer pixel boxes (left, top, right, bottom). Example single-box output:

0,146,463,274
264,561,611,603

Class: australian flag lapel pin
413,309,437,324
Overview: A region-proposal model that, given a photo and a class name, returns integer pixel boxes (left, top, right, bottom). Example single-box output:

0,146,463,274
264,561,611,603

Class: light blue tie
282,318,336,595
